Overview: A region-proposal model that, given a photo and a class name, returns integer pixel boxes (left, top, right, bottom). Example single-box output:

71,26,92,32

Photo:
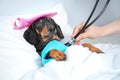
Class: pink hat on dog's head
14,12,57,29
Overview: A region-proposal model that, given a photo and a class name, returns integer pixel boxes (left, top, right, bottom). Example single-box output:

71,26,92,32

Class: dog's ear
23,28,39,46
55,24,64,39
48,18,64,39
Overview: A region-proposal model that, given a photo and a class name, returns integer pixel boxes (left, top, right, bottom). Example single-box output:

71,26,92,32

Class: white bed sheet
20,44,120,80
0,3,120,80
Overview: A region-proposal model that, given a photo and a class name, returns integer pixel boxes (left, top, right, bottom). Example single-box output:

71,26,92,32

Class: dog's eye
49,26,55,32
49,28,54,31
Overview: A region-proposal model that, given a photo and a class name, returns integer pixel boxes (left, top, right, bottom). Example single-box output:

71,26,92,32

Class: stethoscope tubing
65,0,110,46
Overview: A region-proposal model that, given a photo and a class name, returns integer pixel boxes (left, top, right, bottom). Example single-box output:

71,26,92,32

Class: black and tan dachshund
23,17,103,61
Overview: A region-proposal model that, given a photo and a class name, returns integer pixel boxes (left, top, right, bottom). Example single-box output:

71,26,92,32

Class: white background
0,0,120,44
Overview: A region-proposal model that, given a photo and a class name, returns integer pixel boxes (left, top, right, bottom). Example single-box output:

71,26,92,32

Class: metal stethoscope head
65,0,110,47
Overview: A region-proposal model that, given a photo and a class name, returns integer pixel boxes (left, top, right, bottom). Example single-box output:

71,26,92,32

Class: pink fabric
14,12,57,29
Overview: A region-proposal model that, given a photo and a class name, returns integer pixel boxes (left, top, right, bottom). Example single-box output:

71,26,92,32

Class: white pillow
0,3,72,80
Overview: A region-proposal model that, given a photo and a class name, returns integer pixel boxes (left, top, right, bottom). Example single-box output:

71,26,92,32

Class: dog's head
23,17,64,54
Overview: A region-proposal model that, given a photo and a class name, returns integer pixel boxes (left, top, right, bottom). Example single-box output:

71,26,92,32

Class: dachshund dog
23,17,103,61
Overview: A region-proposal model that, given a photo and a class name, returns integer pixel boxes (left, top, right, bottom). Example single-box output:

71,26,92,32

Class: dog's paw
82,43,104,53
49,49,66,61
89,47,104,53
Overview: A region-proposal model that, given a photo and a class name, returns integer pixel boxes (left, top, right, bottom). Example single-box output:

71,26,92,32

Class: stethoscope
65,0,110,46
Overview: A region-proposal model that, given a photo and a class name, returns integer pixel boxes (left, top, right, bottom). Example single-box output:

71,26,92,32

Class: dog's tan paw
82,43,104,53
49,49,66,61
89,47,104,53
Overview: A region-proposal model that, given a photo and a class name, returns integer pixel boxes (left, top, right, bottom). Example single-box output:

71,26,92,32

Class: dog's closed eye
48,25,55,31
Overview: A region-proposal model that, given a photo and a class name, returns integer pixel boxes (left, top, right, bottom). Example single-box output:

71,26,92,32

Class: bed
0,3,120,80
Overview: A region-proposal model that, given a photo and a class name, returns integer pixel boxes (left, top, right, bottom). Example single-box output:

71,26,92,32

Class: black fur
23,17,64,55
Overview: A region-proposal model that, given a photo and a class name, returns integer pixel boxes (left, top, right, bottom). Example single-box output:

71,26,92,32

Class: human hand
71,22,102,44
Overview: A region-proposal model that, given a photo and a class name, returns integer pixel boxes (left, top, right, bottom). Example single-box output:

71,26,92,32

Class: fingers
72,32,87,45
71,22,87,44
76,31,88,41
72,28,88,45
74,41,80,45
71,22,85,38
72,22,96,43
